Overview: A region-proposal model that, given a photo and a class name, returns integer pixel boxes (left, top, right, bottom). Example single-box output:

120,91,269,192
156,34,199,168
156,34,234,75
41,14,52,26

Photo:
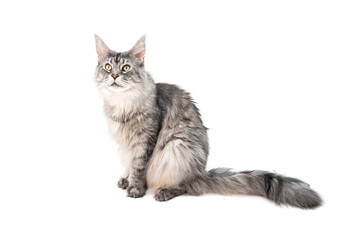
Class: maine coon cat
94,35,322,209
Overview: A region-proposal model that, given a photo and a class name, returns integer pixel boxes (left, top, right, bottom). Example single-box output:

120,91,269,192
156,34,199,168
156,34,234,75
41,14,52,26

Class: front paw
127,185,146,198
117,178,129,189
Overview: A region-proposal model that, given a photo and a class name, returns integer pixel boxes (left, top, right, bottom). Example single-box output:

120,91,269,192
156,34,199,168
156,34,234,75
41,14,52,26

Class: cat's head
94,35,146,93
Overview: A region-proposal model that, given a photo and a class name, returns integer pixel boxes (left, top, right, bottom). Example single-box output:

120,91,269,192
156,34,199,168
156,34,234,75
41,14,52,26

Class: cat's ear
129,35,146,63
95,34,110,61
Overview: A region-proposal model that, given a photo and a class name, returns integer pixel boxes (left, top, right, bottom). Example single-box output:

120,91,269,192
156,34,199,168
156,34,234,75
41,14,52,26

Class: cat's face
95,35,146,93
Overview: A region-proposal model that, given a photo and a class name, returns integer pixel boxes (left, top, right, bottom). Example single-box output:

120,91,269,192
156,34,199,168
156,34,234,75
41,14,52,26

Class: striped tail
184,168,322,209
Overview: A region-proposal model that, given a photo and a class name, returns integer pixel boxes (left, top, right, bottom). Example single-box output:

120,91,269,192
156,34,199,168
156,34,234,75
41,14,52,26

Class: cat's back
155,83,208,148
147,83,209,190
156,83,205,128
156,83,188,116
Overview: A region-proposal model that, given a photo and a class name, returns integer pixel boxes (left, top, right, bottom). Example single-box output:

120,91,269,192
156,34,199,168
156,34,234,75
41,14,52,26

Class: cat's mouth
111,83,122,87
106,81,131,92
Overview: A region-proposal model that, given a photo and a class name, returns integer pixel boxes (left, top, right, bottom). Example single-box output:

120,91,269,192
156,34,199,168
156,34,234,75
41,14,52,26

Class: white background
1,0,353,239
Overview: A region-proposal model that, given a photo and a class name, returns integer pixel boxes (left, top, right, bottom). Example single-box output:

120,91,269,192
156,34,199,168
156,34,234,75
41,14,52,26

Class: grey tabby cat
94,35,322,209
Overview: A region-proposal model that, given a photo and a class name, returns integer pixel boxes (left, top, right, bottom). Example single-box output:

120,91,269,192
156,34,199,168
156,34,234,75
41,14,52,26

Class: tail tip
290,188,323,209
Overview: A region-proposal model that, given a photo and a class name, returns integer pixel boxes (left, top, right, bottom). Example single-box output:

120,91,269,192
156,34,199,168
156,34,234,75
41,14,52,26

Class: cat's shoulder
156,83,182,93
155,83,194,110
156,83,190,98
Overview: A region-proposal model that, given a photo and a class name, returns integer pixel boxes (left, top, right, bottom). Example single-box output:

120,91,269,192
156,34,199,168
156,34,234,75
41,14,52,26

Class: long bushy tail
184,168,322,209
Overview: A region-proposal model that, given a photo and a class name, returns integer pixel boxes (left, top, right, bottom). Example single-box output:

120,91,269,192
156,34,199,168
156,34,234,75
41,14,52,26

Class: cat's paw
154,188,174,202
127,185,146,198
117,178,129,189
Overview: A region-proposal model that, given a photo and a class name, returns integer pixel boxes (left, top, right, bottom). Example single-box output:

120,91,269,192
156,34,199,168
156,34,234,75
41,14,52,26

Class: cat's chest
106,118,134,168
106,117,142,148
107,118,125,143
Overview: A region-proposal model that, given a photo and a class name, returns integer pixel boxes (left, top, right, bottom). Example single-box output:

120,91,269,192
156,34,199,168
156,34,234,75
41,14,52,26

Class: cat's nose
111,74,118,79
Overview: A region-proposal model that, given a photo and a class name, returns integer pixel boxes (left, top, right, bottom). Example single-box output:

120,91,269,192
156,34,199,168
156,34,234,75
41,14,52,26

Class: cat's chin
112,85,131,92
99,84,132,95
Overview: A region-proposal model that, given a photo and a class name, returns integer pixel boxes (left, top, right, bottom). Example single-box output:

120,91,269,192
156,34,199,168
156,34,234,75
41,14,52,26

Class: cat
94,35,322,209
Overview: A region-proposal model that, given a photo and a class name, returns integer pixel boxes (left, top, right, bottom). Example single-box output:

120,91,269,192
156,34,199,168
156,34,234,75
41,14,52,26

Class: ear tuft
129,35,146,63
95,34,110,61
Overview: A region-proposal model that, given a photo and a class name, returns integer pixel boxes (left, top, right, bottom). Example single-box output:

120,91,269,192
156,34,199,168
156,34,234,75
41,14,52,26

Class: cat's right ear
95,34,110,62
129,35,146,63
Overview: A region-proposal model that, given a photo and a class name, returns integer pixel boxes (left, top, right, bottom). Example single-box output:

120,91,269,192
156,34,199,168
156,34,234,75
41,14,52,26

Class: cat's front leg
117,177,129,189
123,117,158,198
126,156,147,198
117,168,130,189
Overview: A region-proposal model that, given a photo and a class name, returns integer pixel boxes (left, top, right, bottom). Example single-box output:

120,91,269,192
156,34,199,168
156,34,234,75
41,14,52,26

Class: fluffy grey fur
94,35,322,209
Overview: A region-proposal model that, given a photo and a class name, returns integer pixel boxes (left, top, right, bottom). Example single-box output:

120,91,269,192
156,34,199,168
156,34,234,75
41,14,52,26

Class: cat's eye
105,64,112,71
122,64,131,72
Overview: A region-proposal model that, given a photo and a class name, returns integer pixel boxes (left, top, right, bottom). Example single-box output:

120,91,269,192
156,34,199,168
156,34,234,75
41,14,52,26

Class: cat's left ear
95,34,110,62
129,35,146,63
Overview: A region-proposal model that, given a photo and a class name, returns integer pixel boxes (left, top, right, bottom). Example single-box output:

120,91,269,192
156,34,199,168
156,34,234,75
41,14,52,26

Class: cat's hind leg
154,188,186,201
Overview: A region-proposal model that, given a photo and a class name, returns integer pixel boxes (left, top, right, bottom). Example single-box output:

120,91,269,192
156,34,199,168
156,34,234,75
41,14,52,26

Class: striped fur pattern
94,35,322,208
